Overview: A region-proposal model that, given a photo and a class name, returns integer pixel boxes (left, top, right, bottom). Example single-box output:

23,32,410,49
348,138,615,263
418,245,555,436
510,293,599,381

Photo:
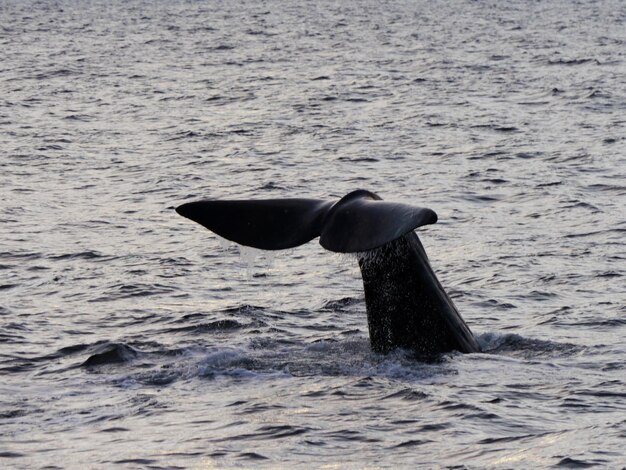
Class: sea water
1,0,625,468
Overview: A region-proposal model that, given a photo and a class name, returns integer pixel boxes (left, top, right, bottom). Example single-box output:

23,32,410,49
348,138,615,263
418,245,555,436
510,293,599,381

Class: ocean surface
1,0,625,468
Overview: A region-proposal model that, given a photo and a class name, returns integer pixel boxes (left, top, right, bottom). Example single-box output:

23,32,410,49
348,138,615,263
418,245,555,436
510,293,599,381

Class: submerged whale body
176,189,481,355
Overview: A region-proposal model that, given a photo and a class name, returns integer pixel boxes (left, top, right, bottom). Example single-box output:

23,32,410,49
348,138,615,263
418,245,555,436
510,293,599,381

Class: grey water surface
1,0,625,468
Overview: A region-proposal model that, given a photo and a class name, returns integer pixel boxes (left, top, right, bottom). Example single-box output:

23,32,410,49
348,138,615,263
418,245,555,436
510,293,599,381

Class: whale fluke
176,198,333,250
176,189,437,253
319,189,437,253
176,189,480,356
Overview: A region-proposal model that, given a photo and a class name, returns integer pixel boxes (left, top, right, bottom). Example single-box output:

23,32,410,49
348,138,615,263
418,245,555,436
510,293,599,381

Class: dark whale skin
359,232,480,355
176,189,480,356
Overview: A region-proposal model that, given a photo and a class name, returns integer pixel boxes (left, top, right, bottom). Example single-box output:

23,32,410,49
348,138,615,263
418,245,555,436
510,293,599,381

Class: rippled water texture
1,0,625,468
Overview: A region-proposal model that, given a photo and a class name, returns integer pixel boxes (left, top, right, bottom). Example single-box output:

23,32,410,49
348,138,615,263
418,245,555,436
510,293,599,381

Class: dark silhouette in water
176,190,480,355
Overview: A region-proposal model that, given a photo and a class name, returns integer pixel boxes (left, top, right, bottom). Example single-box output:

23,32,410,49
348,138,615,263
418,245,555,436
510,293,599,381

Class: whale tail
175,189,437,253
176,189,480,355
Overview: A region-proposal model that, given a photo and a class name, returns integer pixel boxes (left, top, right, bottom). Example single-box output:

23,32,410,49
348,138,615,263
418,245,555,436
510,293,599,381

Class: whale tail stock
175,189,438,254
176,189,480,355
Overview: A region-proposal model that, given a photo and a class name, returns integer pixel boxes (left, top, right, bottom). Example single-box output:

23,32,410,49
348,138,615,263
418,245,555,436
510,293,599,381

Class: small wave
209,44,235,51
161,319,249,335
547,58,598,66
113,459,156,466
0,322,30,344
586,89,610,99
471,148,506,159
0,452,25,458
219,424,311,442
478,332,582,358
204,93,256,105
238,452,269,461
3,341,145,374
229,128,253,135
561,200,602,212
537,181,563,187
472,299,517,310
573,389,626,399
32,68,77,80
381,388,429,401
166,130,222,141
574,317,626,328
554,457,599,468
394,438,433,449
0,409,30,419
0,251,42,261
343,97,370,103
319,297,362,311
586,183,626,194
48,250,105,261
461,193,502,203
245,29,277,37
258,181,286,191
220,304,266,315
337,156,379,163
158,94,196,102
35,343,92,362
98,427,130,433
564,228,626,239
470,124,519,133
236,402,286,415
63,114,93,122
89,283,178,302
36,144,64,151
82,342,138,367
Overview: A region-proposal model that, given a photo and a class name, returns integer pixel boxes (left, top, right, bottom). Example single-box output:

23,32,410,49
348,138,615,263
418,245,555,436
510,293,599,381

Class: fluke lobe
176,189,481,356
